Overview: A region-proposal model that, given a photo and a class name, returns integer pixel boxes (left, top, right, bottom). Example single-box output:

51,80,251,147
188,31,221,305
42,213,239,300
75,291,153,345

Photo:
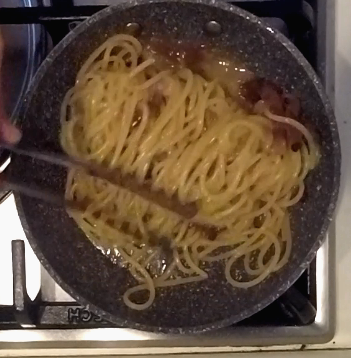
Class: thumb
0,117,21,144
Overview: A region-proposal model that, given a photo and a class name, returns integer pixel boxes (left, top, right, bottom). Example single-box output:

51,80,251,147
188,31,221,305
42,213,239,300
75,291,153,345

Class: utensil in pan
1,143,198,220
8,0,340,333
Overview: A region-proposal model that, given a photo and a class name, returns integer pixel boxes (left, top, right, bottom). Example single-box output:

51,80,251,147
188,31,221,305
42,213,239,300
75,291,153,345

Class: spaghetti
60,34,319,310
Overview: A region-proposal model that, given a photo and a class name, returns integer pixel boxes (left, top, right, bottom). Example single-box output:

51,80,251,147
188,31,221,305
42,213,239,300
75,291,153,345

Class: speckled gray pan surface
9,0,340,333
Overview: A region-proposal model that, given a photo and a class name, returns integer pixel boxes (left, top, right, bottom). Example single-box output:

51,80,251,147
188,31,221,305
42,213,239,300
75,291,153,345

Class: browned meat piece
283,93,301,118
239,78,301,117
146,79,172,116
239,78,304,153
272,123,302,153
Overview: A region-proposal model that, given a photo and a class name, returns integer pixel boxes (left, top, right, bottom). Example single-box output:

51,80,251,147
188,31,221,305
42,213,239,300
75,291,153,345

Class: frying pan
8,0,340,333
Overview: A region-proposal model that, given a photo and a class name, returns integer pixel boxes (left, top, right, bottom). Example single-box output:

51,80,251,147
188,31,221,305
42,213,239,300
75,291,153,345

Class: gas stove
0,0,335,351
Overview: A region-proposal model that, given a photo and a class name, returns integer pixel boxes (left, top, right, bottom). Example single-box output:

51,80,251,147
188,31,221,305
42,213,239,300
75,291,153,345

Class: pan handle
278,286,316,325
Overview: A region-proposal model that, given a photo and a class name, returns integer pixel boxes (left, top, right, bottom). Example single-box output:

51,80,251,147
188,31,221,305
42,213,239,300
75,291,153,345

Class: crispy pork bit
239,78,303,153
239,78,301,117
147,79,172,116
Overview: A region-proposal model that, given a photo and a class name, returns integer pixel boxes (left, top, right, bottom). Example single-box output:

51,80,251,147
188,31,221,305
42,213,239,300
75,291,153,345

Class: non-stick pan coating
9,0,340,333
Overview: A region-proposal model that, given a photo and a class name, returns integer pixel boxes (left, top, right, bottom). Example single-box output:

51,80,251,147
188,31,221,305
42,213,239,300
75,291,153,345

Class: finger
0,30,21,145
0,117,21,144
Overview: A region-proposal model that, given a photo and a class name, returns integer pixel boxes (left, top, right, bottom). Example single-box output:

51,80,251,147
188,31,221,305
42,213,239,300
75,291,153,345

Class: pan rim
14,0,341,334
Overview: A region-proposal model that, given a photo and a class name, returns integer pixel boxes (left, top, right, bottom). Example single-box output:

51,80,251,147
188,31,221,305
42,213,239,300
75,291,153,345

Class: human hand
0,28,21,144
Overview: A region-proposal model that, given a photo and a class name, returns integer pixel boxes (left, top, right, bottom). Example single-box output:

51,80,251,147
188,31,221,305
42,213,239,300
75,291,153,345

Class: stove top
0,0,336,351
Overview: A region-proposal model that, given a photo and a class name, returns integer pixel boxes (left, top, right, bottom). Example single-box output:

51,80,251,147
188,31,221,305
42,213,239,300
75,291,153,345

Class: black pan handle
278,286,316,325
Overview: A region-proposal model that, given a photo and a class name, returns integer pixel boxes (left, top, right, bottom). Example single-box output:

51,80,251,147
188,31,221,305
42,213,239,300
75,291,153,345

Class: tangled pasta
60,34,318,310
